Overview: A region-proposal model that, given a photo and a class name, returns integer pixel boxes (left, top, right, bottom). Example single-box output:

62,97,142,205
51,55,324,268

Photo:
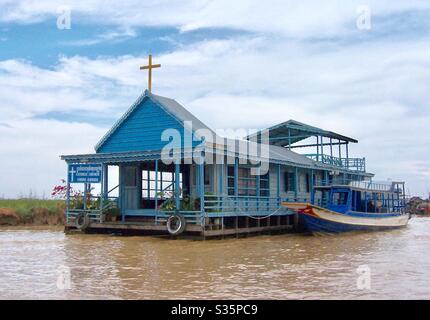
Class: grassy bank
0,199,65,226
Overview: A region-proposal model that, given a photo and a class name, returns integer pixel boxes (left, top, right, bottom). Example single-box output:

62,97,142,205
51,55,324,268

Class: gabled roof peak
94,91,215,152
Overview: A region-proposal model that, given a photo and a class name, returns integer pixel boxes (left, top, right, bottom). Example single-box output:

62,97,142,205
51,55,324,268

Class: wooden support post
219,162,224,214
386,192,390,212
310,169,315,205
256,166,260,212
137,164,143,210
346,142,350,169
219,163,224,195
154,160,158,210
294,167,299,201
330,138,333,158
175,162,180,210
66,163,70,223
194,164,200,197
234,157,239,197
83,183,88,210
316,136,319,161
119,165,125,222
100,165,105,220
320,136,324,158
102,164,108,201
277,164,281,206
199,161,205,212
146,167,150,200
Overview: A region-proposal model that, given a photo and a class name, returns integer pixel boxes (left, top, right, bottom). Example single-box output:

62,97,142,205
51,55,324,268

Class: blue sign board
68,163,102,183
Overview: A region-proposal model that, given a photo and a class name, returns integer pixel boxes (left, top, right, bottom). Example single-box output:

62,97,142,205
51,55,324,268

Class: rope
243,206,286,220
215,196,288,220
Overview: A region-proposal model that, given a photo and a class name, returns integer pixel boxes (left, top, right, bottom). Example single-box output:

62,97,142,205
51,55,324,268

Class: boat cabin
316,182,406,215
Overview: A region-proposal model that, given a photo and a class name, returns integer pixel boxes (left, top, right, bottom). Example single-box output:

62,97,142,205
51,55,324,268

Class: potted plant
105,207,120,222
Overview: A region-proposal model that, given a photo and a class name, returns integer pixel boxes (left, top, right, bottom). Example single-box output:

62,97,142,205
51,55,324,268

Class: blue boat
283,181,410,233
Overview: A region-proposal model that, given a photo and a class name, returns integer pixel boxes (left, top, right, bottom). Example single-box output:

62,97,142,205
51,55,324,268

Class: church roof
94,90,216,152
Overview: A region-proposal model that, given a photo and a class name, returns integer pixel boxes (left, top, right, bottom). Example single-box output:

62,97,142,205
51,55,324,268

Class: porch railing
66,191,119,225
303,154,366,172
203,194,309,216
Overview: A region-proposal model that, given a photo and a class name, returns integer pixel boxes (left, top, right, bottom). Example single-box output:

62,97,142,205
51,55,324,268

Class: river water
0,217,429,300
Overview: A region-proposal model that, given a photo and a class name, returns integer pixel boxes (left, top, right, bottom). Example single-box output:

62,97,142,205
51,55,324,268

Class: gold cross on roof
140,54,161,92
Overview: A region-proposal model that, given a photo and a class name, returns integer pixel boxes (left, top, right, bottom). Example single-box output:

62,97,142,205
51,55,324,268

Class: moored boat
283,181,410,233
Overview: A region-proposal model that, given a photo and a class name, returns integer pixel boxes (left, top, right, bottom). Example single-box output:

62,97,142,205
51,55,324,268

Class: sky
0,0,429,198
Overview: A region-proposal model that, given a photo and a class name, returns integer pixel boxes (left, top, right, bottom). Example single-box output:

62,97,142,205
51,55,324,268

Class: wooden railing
304,154,366,172
203,194,309,216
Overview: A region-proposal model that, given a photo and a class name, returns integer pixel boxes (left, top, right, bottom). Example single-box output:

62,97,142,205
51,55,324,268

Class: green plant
159,197,176,211
180,196,197,211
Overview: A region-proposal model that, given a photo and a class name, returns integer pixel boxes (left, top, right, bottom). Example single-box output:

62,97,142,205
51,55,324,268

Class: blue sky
0,0,430,198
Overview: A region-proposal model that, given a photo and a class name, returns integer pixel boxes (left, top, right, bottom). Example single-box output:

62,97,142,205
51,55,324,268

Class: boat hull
282,202,409,233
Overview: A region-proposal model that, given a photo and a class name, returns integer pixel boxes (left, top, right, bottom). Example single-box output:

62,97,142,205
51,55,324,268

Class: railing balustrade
303,154,366,172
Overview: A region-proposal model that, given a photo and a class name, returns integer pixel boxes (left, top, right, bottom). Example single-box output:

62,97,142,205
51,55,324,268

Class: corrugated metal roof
150,93,216,136
246,119,358,146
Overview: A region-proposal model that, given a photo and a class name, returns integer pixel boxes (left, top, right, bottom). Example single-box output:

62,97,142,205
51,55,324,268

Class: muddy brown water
1,218,430,299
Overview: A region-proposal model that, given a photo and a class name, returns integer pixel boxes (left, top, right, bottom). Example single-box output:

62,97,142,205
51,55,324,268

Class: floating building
61,56,386,238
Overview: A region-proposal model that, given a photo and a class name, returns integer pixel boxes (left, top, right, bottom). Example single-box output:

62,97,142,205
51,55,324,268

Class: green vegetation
0,199,63,216
0,199,65,225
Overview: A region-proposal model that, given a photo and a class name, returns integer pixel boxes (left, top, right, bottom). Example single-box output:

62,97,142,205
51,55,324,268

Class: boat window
332,192,349,206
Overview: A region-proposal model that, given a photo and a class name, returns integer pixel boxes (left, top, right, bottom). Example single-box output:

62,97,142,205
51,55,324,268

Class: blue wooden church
61,56,372,237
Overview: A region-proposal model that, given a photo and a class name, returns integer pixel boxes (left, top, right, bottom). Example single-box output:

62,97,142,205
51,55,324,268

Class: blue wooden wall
98,97,198,153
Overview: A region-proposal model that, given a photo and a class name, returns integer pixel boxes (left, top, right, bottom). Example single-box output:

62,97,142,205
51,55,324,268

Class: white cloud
1,0,430,38
0,119,106,198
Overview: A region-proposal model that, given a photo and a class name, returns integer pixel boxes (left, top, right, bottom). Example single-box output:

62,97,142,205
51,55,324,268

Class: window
204,167,210,185
332,192,349,206
226,165,269,196
124,167,137,187
284,172,294,192
142,170,182,199
260,172,270,197
238,167,256,196
306,173,311,193
227,165,235,195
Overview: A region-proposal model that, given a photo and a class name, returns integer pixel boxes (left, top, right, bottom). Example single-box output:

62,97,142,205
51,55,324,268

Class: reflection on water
1,218,430,299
